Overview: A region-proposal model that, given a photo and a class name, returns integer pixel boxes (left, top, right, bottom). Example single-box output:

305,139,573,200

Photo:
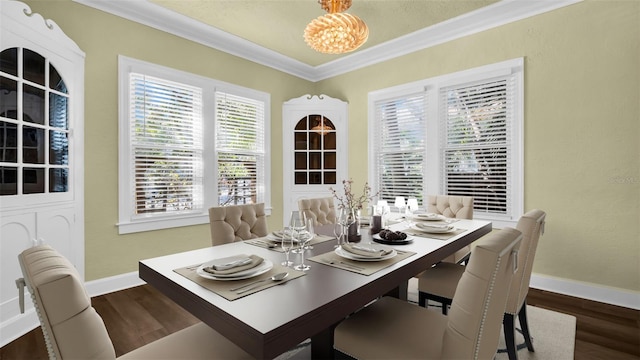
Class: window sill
117,213,209,234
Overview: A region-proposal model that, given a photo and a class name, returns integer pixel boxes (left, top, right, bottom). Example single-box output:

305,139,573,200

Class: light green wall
317,0,640,292
24,0,316,280
23,0,639,293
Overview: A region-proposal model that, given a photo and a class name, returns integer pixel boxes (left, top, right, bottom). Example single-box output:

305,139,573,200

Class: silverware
324,259,365,271
230,272,289,292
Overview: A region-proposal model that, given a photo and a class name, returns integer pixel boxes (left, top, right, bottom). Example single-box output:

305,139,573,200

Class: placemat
245,234,334,252
401,227,466,240
307,248,416,275
174,263,306,301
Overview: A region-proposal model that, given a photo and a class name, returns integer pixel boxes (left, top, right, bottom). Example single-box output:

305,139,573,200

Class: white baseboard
3,271,637,348
0,308,39,348
84,271,146,298
530,273,640,310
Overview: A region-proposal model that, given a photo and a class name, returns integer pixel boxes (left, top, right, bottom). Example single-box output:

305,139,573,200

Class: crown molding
73,0,582,82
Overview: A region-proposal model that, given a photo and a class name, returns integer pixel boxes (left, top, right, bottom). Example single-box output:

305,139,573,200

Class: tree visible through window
215,92,264,206
442,78,511,215
130,73,203,215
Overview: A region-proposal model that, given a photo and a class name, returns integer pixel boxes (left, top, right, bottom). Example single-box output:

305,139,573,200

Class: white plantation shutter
372,92,426,202
215,91,265,205
440,75,515,216
129,73,203,216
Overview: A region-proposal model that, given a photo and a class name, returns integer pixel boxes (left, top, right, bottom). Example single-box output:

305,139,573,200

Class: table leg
384,280,408,300
311,323,338,359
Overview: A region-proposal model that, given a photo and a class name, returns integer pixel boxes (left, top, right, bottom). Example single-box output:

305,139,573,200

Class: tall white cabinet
282,95,348,224
0,1,85,346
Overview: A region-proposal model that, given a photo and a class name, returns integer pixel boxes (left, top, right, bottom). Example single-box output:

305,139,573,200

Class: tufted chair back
426,195,474,263
427,195,474,219
505,209,546,315
18,245,116,360
441,227,522,360
298,197,337,226
208,203,268,246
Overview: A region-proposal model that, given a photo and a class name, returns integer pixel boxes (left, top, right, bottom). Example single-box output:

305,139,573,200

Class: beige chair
208,203,268,246
298,197,337,226
334,227,522,360
418,209,546,360
426,195,474,264
17,245,252,360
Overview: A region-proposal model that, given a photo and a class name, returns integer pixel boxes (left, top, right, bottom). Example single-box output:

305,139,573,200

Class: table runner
307,249,416,275
245,234,334,252
174,263,306,301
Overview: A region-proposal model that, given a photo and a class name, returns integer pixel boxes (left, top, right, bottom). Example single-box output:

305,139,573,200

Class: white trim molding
530,273,640,311
72,0,582,82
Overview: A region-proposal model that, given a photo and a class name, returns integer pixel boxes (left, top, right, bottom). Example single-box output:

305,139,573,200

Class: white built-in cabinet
0,1,84,346
282,95,348,225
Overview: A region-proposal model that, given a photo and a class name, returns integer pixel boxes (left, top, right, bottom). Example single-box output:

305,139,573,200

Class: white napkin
415,222,451,230
203,254,264,275
342,244,393,258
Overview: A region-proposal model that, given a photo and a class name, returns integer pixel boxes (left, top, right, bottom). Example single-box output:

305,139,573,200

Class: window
371,93,426,203
215,91,266,206
118,56,270,234
369,58,523,226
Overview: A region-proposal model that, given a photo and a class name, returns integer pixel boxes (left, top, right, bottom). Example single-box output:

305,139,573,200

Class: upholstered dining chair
17,245,252,360
418,209,546,360
426,195,474,264
334,227,522,360
208,203,268,246
298,197,337,226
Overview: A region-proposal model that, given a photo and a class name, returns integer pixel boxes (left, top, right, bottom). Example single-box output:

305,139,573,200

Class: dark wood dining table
138,219,491,359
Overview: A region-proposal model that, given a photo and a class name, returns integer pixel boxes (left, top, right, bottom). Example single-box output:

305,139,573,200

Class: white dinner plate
410,223,457,234
335,245,397,262
410,213,445,221
196,259,273,280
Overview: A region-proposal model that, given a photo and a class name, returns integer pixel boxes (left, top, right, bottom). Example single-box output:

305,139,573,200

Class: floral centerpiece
329,179,379,238
329,179,378,211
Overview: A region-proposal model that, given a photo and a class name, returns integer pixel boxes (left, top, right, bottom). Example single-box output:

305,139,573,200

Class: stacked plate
196,255,273,281
335,243,397,262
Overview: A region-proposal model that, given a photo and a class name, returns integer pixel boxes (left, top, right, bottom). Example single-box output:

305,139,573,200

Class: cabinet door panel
36,208,75,266
0,213,36,306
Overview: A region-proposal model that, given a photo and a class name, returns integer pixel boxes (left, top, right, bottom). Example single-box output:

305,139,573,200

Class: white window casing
369,58,523,228
118,56,270,234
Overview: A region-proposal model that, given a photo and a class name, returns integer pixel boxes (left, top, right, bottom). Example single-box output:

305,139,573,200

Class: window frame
369,58,523,228
117,56,270,234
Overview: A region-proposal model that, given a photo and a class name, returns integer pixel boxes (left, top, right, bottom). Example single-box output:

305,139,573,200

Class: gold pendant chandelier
304,0,369,54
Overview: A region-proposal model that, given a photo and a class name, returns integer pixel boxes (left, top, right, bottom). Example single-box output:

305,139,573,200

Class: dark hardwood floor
1,285,638,359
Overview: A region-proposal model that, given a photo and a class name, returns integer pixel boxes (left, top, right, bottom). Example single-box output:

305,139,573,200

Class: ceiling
148,0,498,67
74,0,581,81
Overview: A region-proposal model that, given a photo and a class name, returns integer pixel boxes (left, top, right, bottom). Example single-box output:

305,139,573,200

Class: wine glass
333,221,344,248
290,211,306,254
304,218,314,250
337,207,356,245
281,227,294,267
290,211,311,271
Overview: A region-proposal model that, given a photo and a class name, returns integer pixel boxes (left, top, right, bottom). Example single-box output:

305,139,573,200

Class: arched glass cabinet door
0,47,69,196
293,114,337,185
